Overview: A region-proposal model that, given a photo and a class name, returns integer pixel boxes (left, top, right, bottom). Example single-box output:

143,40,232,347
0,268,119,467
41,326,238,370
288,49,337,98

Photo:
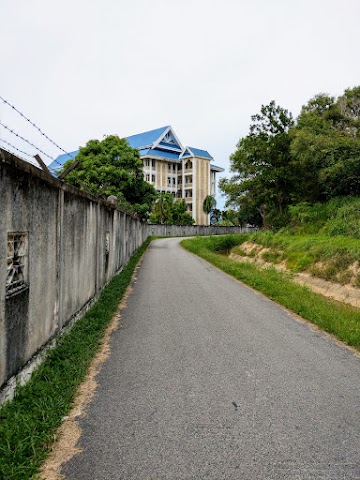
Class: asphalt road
63,237,360,480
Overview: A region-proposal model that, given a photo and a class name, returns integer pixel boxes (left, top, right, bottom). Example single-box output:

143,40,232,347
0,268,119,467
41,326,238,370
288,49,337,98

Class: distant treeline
220,86,360,229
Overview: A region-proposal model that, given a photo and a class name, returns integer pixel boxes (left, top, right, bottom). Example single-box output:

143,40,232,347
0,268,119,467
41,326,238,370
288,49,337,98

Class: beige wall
194,157,210,225
142,156,212,225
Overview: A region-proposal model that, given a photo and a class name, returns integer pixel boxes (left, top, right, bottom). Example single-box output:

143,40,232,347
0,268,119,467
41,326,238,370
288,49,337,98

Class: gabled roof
49,126,217,173
126,126,169,149
188,147,213,159
144,149,182,161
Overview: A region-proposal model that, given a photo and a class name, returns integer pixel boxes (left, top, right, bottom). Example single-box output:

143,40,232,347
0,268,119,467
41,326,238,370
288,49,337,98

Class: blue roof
50,128,216,174
188,147,213,159
126,126,169,149
48,150,79,174
138,148,150,156
158,141,182,151
143,149,181,161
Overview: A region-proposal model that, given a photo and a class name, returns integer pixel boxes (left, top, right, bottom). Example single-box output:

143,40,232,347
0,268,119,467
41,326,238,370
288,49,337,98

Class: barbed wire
0,94,75,160
0,137,34,159
0,137,63,175
0,141,38,167
0,120,54,161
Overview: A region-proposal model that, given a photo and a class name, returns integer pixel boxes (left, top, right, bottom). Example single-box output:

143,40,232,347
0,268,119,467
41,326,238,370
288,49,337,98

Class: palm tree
153,193,174,224
203,195,216,216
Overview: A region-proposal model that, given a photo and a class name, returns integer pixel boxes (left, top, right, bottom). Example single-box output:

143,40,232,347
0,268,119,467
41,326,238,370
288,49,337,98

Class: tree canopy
60,135,156,219
203,195,217,215
220,87,360,229
149,193,195,225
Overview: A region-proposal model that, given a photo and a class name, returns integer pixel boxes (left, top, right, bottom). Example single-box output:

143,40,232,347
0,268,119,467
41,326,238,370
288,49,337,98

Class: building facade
50,126,224,225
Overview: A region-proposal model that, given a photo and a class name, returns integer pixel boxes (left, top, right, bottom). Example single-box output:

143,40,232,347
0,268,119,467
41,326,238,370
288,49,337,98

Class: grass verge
0,237,151,480
181,235,360,349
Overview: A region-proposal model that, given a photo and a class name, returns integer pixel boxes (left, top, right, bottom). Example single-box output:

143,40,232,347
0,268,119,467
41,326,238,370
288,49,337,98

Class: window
178,177,182,184
167,177,171,185
168,163,171,171
6,232,28,297
152,175,155,183
145,159,150,167
173,164,176,172
152,160,155,168
172,178,176,185
146,174,150,181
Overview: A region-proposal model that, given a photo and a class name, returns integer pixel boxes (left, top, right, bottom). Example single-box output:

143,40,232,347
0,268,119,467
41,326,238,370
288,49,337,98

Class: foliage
181,236,360,348
291,87,360,202
285,197,360,238
220,87,360,230
61,135,156,220
0,238,152,480
149,193,194,225
202,195,217,215
219,100,295,229
210,208,222,223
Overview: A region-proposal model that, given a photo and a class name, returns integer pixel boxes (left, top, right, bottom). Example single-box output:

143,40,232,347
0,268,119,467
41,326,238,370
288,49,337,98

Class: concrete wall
148,224,255,236
0,150,149,394
0,148,253,398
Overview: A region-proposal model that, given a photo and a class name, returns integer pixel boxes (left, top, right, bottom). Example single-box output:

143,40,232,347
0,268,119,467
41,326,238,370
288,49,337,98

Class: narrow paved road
63,238,360,480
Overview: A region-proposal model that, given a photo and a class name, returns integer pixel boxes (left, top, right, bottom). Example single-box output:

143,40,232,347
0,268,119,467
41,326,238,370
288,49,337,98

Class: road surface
63,237,360,479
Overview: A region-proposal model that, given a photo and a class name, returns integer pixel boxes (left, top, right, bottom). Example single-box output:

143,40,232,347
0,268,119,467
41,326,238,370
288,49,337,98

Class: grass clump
0,238,151,480
247,232,360,283
181,235,360,349
286,197,360,239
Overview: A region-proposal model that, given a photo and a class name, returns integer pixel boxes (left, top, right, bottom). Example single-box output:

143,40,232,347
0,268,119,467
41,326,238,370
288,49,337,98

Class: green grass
286,197,360,238
0,238,151,480
181,235,360,349
237,231,360,285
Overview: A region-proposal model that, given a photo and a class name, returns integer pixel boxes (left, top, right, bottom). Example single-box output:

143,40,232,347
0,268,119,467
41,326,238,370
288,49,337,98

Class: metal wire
0,121,54,160
0,95,75,160
0,137,34,159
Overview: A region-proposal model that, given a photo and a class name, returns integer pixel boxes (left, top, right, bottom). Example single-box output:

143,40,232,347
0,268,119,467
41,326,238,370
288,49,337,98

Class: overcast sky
1,0,359,208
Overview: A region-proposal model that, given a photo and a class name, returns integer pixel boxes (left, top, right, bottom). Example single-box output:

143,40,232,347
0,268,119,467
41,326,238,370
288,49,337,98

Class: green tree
61,135,156,219
149,194,194,225
291,87,360,201
150,193,174,225
211,208,222,223
220,101,295,229
203,195,217,215
172,199,195,225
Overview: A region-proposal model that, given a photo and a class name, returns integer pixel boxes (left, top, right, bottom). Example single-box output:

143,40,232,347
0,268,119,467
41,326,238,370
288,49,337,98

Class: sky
1,0,359,208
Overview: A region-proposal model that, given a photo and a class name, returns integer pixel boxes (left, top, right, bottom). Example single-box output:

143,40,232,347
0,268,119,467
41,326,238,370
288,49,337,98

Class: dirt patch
229,253,360,309
39,274,138,480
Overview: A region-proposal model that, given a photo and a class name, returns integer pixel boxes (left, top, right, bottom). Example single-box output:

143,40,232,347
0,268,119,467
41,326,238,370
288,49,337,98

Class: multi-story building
50,125,224,225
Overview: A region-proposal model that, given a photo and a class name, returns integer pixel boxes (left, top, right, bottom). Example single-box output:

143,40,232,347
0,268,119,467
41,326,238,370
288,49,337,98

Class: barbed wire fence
0,95,76,175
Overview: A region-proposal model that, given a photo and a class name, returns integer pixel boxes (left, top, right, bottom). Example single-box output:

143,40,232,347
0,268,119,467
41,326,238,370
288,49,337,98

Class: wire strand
0,137,34,159
0,121,54,161
0,95,75,160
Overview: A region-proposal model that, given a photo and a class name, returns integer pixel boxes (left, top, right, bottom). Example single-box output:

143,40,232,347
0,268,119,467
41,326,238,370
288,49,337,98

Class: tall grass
286,197,360,238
